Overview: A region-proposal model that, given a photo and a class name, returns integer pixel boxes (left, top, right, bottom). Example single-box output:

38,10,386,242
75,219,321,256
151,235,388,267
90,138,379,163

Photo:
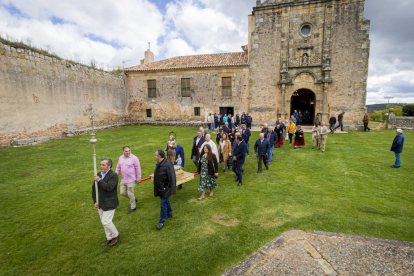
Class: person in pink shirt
116,146,141,214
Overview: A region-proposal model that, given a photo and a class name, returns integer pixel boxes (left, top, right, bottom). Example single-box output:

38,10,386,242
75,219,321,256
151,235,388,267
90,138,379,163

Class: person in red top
115,146,141,214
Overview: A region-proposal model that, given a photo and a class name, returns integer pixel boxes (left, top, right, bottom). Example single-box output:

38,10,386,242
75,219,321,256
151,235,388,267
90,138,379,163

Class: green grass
0,126,413,275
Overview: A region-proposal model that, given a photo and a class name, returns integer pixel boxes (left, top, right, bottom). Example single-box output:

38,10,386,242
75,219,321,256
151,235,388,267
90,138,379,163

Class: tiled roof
125,52,249,72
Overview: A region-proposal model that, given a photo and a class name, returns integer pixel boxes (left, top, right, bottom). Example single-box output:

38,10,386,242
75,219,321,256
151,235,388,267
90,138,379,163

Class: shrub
403,104,414,116
369,111,383,122
369,107,403,122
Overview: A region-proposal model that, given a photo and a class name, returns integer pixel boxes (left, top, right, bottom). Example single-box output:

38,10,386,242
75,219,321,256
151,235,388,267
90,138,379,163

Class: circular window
301,25,311,35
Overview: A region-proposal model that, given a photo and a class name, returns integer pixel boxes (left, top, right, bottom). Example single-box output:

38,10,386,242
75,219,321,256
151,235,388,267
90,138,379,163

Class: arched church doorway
290,89,315,125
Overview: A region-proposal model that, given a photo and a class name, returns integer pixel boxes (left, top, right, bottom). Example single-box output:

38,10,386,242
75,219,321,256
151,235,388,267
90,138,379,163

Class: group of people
290,109,311,126
91,111,406,246
207,112,253,131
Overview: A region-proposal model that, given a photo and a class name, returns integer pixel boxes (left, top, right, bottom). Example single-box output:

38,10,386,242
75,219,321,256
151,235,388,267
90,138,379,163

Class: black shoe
156,223,164,230
390,165,400,168
167,215,173,219
257,171,261,173
127,208,136,214
235,178,239,182
237,182,242,187
266,166,269,170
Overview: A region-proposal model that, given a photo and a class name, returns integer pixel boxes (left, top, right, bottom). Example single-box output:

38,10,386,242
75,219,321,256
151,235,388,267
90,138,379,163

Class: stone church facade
125,0,370,127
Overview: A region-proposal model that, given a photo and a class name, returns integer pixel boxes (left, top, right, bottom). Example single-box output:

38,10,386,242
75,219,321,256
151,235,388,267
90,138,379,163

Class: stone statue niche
302,53,309,66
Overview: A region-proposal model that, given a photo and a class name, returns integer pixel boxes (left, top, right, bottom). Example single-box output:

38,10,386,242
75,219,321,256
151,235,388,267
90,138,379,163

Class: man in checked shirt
116,146,141,214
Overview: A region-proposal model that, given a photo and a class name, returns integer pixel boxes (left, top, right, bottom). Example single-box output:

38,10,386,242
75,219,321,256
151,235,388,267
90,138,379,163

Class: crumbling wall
0,41,128,146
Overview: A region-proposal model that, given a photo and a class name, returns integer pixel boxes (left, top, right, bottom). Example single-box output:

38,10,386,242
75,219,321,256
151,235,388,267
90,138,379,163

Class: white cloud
0,0,166,67
163,0,248,54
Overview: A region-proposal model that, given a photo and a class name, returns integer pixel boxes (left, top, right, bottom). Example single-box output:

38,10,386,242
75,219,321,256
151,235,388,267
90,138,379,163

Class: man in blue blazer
233,136,247,186
390,129,405,168
254,133,270,173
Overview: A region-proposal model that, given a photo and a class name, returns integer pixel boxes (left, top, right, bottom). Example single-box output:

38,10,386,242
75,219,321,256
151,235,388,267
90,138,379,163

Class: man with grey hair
390,129,405,168
92,158,120,247
199,133,219,163
116,146,141,214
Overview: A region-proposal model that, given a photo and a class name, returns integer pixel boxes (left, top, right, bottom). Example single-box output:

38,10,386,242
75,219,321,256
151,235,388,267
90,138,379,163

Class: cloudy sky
0,0,412,104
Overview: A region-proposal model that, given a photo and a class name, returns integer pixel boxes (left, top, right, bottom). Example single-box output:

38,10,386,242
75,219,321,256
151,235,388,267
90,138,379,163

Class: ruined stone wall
0,42,128,146
329,0,370,125
126,67,249,121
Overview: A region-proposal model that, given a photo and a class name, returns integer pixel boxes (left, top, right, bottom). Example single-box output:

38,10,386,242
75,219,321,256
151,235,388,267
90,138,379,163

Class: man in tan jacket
318,121,329,152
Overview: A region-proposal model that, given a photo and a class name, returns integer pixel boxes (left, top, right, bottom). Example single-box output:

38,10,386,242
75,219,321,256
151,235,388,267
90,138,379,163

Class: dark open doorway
219,107,234,116
290,89,315,125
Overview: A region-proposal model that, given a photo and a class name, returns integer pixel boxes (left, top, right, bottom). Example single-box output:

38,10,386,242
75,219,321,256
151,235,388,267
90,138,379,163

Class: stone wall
0,41,128,146
126,67,249,121
388,117,414,130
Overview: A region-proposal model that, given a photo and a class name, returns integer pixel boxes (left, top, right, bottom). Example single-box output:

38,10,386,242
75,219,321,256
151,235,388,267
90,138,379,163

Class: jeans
268,145,274,163
335,121,343,131
159,197,172,224
395,152,401,167
210,123,215,131
364,122,370,131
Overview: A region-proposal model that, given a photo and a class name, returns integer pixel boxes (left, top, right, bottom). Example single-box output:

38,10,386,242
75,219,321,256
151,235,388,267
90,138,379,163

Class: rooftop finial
148,42,150,51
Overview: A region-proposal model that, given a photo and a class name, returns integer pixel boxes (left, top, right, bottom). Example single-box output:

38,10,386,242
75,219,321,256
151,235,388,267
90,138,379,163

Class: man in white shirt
318,121,329,152
199,134,219,163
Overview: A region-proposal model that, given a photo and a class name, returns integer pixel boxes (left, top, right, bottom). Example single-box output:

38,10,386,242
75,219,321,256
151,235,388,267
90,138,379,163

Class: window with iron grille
181,78,191,97
194,107,200,116
147,80,156,98
222,77,232,96
146,109,152,117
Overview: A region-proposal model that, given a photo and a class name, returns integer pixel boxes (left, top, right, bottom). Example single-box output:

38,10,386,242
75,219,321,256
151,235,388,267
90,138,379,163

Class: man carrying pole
92,158,120,247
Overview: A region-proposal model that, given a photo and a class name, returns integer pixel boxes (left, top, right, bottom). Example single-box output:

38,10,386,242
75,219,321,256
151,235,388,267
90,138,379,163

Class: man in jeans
241,124,251,157
264,126,278,164
153,150,176,230
116,146,141,214
390,129,405,168
335,111,345,131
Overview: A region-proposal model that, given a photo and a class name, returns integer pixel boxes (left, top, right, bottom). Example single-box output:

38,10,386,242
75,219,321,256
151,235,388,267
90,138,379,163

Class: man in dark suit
246,113,253,129
254,133,270,173
222,122,230,134
92,158,120,247
191,130,205,167
241,124,251,156
153,150,176,230
199,127,208,137
233,136,247,186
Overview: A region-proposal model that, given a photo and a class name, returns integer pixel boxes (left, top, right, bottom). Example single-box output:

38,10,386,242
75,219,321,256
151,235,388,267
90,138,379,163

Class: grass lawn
0,126,413,275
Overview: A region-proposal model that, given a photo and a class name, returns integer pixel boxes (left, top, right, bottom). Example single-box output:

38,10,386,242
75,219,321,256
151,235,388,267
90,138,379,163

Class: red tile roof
125,52,249,72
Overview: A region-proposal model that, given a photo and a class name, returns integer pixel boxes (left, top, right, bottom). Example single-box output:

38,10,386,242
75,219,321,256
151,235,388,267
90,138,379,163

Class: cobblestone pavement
222,230,414,276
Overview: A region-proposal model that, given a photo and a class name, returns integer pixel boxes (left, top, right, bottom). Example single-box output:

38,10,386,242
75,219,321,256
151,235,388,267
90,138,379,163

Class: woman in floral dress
197,144,218,200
